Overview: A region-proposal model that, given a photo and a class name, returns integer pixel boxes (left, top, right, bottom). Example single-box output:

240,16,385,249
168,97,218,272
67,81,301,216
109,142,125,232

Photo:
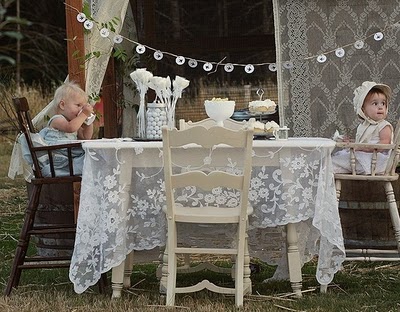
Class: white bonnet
353,81,391,118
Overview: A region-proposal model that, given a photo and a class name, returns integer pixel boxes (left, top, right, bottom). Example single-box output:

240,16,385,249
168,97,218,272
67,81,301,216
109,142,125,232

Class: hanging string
66,3,400,74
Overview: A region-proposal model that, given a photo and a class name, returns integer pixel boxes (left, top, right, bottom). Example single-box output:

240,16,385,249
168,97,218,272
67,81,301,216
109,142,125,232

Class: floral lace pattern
69,138,345,293
276,0,400,138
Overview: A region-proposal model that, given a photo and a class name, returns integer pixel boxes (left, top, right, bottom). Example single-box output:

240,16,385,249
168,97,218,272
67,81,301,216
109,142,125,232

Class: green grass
1,140,400,311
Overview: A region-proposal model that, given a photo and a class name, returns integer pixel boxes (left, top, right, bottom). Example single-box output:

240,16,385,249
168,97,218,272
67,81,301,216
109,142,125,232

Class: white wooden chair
176,117,256,276
160,125,254,307
179,117,256,130
334,120,400,261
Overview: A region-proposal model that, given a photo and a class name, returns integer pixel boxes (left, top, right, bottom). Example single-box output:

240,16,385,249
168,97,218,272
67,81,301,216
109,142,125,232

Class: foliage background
0,0,67,89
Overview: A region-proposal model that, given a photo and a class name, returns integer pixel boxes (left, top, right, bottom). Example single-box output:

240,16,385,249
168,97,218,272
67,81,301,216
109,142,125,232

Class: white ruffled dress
332,120,392,175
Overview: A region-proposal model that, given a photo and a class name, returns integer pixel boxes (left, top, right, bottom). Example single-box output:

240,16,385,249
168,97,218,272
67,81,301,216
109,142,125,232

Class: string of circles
76,11,396,74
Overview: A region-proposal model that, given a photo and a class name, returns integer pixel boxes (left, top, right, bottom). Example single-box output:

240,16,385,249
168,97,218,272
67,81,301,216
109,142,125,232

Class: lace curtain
31,0,130,131
85,0,129,97
273,0,400,138
8,0,131,179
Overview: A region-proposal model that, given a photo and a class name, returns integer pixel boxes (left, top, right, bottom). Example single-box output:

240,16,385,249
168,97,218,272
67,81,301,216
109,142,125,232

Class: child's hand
81,104,94,117
341,136,354,143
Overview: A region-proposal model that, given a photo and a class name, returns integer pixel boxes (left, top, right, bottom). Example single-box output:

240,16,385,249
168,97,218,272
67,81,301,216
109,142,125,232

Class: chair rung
346,248,400,255
32,224,76,229
30,225,76,235
19,258,71,269
175,247,237,255
32,177,81,184
35,244,74,250
346,256,400,261
24,256,71,262
335,175,398,182
175,280,235,294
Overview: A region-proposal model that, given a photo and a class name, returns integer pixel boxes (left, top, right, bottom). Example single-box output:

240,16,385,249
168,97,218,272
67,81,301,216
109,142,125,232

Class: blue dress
35,115,85,177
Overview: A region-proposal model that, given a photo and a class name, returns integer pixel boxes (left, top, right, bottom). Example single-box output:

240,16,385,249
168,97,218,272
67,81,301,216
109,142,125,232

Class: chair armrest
30,142,84,178
335,142,395,151
31,142,82,152
335,142,397,176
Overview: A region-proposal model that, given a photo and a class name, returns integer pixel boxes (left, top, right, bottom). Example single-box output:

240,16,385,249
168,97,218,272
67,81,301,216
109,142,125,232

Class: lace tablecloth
69,137,345,294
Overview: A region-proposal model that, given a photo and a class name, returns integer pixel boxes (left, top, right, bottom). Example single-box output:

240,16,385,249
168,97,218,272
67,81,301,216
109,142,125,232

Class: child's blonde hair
54,82,88,107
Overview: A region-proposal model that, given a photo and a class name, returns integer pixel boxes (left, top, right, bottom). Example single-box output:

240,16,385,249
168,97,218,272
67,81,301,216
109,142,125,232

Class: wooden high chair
4,97,107,295
334,119,400,261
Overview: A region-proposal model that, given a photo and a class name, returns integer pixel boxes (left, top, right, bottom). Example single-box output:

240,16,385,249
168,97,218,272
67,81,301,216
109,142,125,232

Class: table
69,137,345,297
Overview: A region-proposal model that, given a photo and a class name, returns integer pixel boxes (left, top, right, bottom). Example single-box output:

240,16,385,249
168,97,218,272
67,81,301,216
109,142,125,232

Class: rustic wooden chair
160,125,254,307
334,120,400,261
4,97,106,295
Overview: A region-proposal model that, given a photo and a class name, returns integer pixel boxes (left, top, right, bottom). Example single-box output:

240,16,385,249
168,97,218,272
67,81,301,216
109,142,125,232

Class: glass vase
166,109,175,129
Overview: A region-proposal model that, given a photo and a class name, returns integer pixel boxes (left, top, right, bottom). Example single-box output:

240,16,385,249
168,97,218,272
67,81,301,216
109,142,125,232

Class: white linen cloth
69,137,345,293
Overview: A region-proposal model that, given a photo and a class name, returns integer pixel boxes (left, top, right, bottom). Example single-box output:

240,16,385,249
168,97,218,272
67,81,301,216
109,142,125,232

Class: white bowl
204,100,235,127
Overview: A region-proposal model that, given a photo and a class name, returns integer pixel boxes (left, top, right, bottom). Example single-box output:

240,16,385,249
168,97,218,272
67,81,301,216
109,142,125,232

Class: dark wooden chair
4,97,106,295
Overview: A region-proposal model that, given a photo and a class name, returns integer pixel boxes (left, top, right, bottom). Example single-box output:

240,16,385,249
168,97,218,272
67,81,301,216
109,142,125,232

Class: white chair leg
156,245,165,280
243,234,252,294
335,179,342,202
166,225,177,307
159,246,168,294
165,251,177,306
182,254,191,269
384,182,400,252
235,247,245,306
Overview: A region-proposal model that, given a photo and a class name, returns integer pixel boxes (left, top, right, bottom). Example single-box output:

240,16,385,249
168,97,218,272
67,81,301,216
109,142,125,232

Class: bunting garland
71,5,400,75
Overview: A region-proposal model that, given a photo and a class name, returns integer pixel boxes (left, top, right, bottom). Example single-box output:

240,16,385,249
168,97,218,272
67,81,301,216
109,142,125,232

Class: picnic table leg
286,223,302,297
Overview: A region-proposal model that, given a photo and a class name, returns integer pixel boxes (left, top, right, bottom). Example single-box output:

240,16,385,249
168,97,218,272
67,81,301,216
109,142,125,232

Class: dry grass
2,86,400,311
0,83,54,142
1,178,400,311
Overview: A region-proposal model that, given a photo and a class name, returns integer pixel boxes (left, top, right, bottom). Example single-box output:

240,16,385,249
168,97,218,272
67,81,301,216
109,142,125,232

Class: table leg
111,252,134,298
124,251,134,288
111,149,134,298
111,261,124,298
286,223,302,297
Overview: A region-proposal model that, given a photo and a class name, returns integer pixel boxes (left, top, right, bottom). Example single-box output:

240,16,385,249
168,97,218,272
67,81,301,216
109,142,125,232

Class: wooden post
65,0,85,88
102,57,118,138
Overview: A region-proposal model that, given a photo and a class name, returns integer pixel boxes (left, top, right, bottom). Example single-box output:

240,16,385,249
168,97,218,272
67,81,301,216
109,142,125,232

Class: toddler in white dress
332,81,393,174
